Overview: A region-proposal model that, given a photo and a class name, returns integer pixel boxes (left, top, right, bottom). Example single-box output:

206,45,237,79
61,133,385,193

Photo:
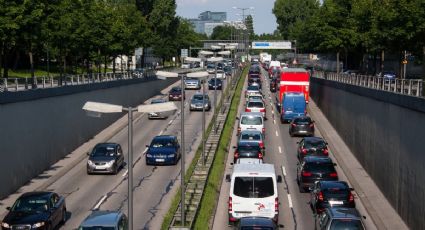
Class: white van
237,112,265,136
226,163,282,224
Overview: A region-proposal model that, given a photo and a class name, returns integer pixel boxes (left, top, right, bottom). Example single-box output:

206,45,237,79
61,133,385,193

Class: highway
212,68,378,229
0,73,228,229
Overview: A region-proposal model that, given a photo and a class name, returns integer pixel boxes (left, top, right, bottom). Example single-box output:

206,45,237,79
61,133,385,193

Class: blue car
281,92,306,123
146,135,181,165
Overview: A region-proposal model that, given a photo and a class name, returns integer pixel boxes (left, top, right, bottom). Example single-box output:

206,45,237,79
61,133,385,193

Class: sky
176,0,278,35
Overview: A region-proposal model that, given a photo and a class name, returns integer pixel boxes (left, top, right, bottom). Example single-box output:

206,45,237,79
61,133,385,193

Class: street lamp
82,101,177,230
155,70,209,226
207,57,224,132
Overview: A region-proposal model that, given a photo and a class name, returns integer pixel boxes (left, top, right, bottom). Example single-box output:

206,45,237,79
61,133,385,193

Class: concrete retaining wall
0,78,176,199
310,77,425,229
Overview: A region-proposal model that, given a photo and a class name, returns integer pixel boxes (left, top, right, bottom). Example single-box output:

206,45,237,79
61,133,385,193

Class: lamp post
82,101,177,230
206,57,224,132
156,70,209,225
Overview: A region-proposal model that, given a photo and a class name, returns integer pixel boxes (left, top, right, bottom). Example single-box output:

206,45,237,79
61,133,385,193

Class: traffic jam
221,59,366,229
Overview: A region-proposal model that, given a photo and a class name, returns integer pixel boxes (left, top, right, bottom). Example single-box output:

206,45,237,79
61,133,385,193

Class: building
188,11,227,36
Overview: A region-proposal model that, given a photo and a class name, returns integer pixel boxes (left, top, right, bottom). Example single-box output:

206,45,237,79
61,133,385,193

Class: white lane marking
158,130,163,135
168,120,173,125
93,195,107,210
278,146,282,154
281,166,287,176
275,130,279,137
273,119,276,124
287,194,293,208
143,147,148,154
122,169,128,177
272,110,274,114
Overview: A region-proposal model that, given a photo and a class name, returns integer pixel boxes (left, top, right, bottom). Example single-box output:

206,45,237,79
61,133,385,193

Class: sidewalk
308,99,408,230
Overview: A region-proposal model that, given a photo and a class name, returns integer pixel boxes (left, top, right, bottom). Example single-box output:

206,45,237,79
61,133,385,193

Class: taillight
349,193,354,202
259,152,263,159
330,172,338,177
302,148,307,154
260,108,265,112
228,197,233,211
302,171,312,177
245,108,251,112
318,191,324,201
275,197,279,212
259,142,264,148
323,149,329,155
309,123,314,128
291,123,296,127
262,128,265,133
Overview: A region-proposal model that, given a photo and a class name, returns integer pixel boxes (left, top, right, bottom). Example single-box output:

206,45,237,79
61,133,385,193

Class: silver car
190,93,211,111
79,210,128,230
148,98,170,119
87,143,125,175
184,77,201,90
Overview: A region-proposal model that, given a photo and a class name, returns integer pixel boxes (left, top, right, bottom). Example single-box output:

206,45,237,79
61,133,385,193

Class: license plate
156,159,165,162
299,130,307,133
329,200,344,205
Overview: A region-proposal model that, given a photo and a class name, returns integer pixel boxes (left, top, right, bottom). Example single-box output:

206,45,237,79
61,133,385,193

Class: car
245,85,261,98
235,158,264,164
79,210,128,230
289,116,315,137
238,130,265,149
377,71,397,80
181,63,191,69
269,77,278,92
245,99,266,118
189,93,211,111
146,135,181,165
310,181,355,214
233,141,264,163
168,86,185,101
280,92,306,123
297,156,338,193
237,112,265,136
148,98,170,119
215,70,226,79
87,143,125,175
208,78,223,90
247,94,264,102
314,207,366,230
236,217,278,229
224,65,232,76
248,74,262,87
297,137,329,161
184,77,201,90
206,63,216,74
1,191,67,230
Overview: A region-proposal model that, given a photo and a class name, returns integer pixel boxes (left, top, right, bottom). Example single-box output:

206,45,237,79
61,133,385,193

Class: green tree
210,25,232,40
245,15,255,40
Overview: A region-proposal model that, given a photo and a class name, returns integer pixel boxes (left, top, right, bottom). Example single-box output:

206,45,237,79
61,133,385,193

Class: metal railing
314,71,424,97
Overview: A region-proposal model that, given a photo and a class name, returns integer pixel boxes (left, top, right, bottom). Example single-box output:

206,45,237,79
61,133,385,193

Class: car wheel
113,165,118,175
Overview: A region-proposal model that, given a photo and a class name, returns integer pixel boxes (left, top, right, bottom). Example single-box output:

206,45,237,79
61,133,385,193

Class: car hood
147,147,176,155
3,211,50,225
89,156,115,162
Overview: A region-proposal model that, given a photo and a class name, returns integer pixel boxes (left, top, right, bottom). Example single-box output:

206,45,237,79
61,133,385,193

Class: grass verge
193,66,249,229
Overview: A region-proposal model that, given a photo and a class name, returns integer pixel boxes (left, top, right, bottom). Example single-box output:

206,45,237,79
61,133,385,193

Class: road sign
252,41,292,50
181,49,188,58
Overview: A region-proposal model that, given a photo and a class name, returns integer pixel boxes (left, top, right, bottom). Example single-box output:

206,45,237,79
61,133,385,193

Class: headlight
32,222,45,228
107,160,115,165
167,154,175,157
87,160,95,166
1,222,10,228
146,154,153,157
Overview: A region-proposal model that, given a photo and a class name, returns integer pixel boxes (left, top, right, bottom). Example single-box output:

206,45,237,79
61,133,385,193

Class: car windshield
241,133,261,141
207,64,215,68
249,96,262,100
241,116,262,125
79,227,115,230
247,102,264,108
193,95,207,100
304,162,335,173
11,196,49,212
170,88,181,93
92,146,116,157
238,145,260,152
150,139,174,148
294,117,311,124
330,219,364,230
305,140,326,149
233,177,274,198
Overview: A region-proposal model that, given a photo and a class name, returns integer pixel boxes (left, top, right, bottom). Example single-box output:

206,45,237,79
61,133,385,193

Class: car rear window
241,116,263,125
323,187,350,199
330,219,364,230
247,102,264,108
304,162,335,173
233,177,274,198
305,140,326,149
193,95,207,100
247,85,260,91
241,133,261,141
294,117,311,124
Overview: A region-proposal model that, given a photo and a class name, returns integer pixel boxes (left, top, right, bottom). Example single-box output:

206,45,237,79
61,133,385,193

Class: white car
237,112,264,136
245,99,266,118
215,70,226,79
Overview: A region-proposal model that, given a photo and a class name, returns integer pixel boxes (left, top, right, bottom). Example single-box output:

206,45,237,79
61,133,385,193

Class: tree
210,26,232,40
245,15,255,40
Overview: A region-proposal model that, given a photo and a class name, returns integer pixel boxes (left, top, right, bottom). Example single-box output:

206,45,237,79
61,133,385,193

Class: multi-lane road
212,67,378,229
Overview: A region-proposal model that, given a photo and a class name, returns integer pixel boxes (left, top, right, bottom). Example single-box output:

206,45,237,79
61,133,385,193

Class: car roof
247,99,264,103
303,137,326,142
240,130,262,135
320,181,349,189
170,86,181,90
80,210,124,227
152,135,176,141
20,191,53,199
236,158,263,164
237,141,260,147
240,112,263,117
327,207,362,219
239,216,276,227
233,163,275,175
303,156,333,163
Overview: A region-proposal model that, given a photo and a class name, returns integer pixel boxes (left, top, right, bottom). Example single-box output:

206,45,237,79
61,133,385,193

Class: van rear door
231,176,276,219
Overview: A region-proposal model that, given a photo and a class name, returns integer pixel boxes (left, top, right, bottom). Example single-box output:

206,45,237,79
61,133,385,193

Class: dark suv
297,137,329,161
310,181,355,214
314,207,365,230
233,141,264,163
297,156,338,193
289,116,315,137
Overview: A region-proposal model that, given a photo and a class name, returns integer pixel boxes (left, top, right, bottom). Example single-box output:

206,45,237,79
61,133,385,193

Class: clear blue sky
176,0,278,35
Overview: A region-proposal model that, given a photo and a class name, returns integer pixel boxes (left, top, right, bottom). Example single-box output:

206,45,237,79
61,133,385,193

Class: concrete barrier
310,77,425,230
0,78,177,199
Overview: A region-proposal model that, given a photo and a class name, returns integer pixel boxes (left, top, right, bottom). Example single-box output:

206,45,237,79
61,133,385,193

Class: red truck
278,68,310,106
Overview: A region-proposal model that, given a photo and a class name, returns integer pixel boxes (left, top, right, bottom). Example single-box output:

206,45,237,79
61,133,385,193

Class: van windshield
233,177,274,198
241,116,262,125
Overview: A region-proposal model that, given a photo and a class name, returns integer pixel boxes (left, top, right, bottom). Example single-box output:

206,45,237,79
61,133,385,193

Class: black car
1,192,66,230
233,141,264,163
310,181,355,214
269,77,278,92
87,143,125,175
236,217,277,230
168,86,185,101
297,156,338,193
146,135,181,165
315,207,365,230
208,78,223,90
297,137,329,161
289,116,315,137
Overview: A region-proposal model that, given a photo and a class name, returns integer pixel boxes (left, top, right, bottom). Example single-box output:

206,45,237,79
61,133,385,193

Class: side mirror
225,174,231,182
350,188,354,191
145,145,149,148
262,147,266,150
86,152,90,156
236,117,240,120
6,207,11,211
363,216,367,219
334,163,337,166
277,175,282,183
296,142,300,144
232,146,236,149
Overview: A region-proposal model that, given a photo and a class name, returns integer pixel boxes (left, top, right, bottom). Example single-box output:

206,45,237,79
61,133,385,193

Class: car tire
113,165,118,175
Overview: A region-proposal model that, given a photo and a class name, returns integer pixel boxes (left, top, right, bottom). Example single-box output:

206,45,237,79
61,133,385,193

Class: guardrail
314,71,424,97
